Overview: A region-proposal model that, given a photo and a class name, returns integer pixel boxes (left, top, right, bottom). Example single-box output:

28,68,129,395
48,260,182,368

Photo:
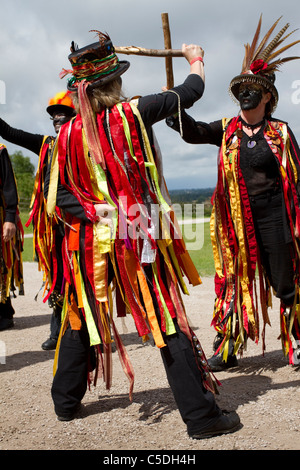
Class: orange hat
46,90,76,116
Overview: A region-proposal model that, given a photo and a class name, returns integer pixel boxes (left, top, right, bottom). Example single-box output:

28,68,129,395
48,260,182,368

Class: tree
10,150,35,211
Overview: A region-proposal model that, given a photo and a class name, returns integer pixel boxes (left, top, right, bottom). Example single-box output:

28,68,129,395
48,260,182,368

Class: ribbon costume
43,31,241,438
26,92,76,311
48,99,209,384
0,144,24,327
211,116,300,363
167,16,300,368
0,92,76,346
27,135,62,301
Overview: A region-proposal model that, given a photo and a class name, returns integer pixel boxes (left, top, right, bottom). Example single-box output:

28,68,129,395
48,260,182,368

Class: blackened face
52,112,73,134
238,84,263,110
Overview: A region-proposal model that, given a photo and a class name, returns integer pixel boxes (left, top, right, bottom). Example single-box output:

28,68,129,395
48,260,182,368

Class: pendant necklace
240,117,265,149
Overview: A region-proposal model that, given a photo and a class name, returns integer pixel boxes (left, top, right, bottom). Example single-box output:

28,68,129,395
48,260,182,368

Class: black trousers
0,296,15,319
51,322,221,433
52,248,221,432
250,191,296,305
160,323,221,434
49,306,62,341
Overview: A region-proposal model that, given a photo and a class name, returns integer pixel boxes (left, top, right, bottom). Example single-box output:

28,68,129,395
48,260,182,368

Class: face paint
238,84,263,110
52,113,73,134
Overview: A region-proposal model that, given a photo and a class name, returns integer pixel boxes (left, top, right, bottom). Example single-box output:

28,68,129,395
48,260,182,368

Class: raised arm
0,118,45,155
137,43,205,127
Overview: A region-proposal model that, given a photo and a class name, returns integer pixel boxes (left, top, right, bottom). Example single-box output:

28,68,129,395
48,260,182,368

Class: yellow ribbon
129,102,170,215
76,251,101,346
30,135,50,209
152,262,176,336
94,223,112,254
136,267,166,348
93,232,108,302
46,136,59,215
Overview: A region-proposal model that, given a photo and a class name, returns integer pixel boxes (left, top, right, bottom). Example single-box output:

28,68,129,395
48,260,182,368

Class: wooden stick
114,46,183,57
161,13,174,89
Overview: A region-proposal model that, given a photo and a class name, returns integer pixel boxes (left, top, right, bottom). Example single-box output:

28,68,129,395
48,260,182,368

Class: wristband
190,56,204,66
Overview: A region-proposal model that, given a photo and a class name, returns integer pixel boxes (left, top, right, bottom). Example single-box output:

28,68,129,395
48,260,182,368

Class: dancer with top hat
44,30,241,439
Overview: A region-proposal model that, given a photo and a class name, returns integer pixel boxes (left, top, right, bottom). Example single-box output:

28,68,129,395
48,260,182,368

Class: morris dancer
44,31,240,439
0,92,76,348
167,16,300,370
0,144,23,330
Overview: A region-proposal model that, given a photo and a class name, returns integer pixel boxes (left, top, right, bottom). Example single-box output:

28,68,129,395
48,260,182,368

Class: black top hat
62,31,130,91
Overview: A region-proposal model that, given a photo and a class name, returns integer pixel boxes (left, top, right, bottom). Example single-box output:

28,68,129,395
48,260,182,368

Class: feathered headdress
229,15,300,113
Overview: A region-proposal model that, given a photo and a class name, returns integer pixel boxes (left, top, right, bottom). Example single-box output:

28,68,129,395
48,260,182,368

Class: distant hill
168,188,214,203
168,188,214,216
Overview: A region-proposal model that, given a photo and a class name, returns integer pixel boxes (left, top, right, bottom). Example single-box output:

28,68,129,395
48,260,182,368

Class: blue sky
1,0,300,189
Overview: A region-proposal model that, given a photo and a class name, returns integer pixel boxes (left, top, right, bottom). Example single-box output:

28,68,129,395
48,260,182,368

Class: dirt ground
1,261,300,453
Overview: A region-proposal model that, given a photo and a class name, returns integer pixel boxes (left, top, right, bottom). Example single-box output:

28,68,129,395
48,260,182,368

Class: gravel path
1,262,299,451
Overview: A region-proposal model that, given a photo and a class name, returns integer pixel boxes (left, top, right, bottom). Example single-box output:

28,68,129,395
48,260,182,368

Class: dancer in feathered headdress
167,16,300,370
230,15,300,115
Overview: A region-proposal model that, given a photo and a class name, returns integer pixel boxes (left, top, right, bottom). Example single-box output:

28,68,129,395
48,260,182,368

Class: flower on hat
250,59,268,75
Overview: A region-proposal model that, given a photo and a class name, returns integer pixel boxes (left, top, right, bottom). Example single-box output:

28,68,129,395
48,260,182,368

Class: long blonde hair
71,77,128,113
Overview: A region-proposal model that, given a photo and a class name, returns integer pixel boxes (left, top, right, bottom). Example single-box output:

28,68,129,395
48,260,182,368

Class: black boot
41,337,57,350
208,352,238,372
208,335,238,372
189,410,241,439
0,316,14,331
0,297,15,330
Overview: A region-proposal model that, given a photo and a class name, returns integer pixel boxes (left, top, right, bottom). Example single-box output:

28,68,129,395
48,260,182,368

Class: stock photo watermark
291,80,300,104
293,340,300,365
96,201,205,251
0,340,6,364
0,80,6,104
